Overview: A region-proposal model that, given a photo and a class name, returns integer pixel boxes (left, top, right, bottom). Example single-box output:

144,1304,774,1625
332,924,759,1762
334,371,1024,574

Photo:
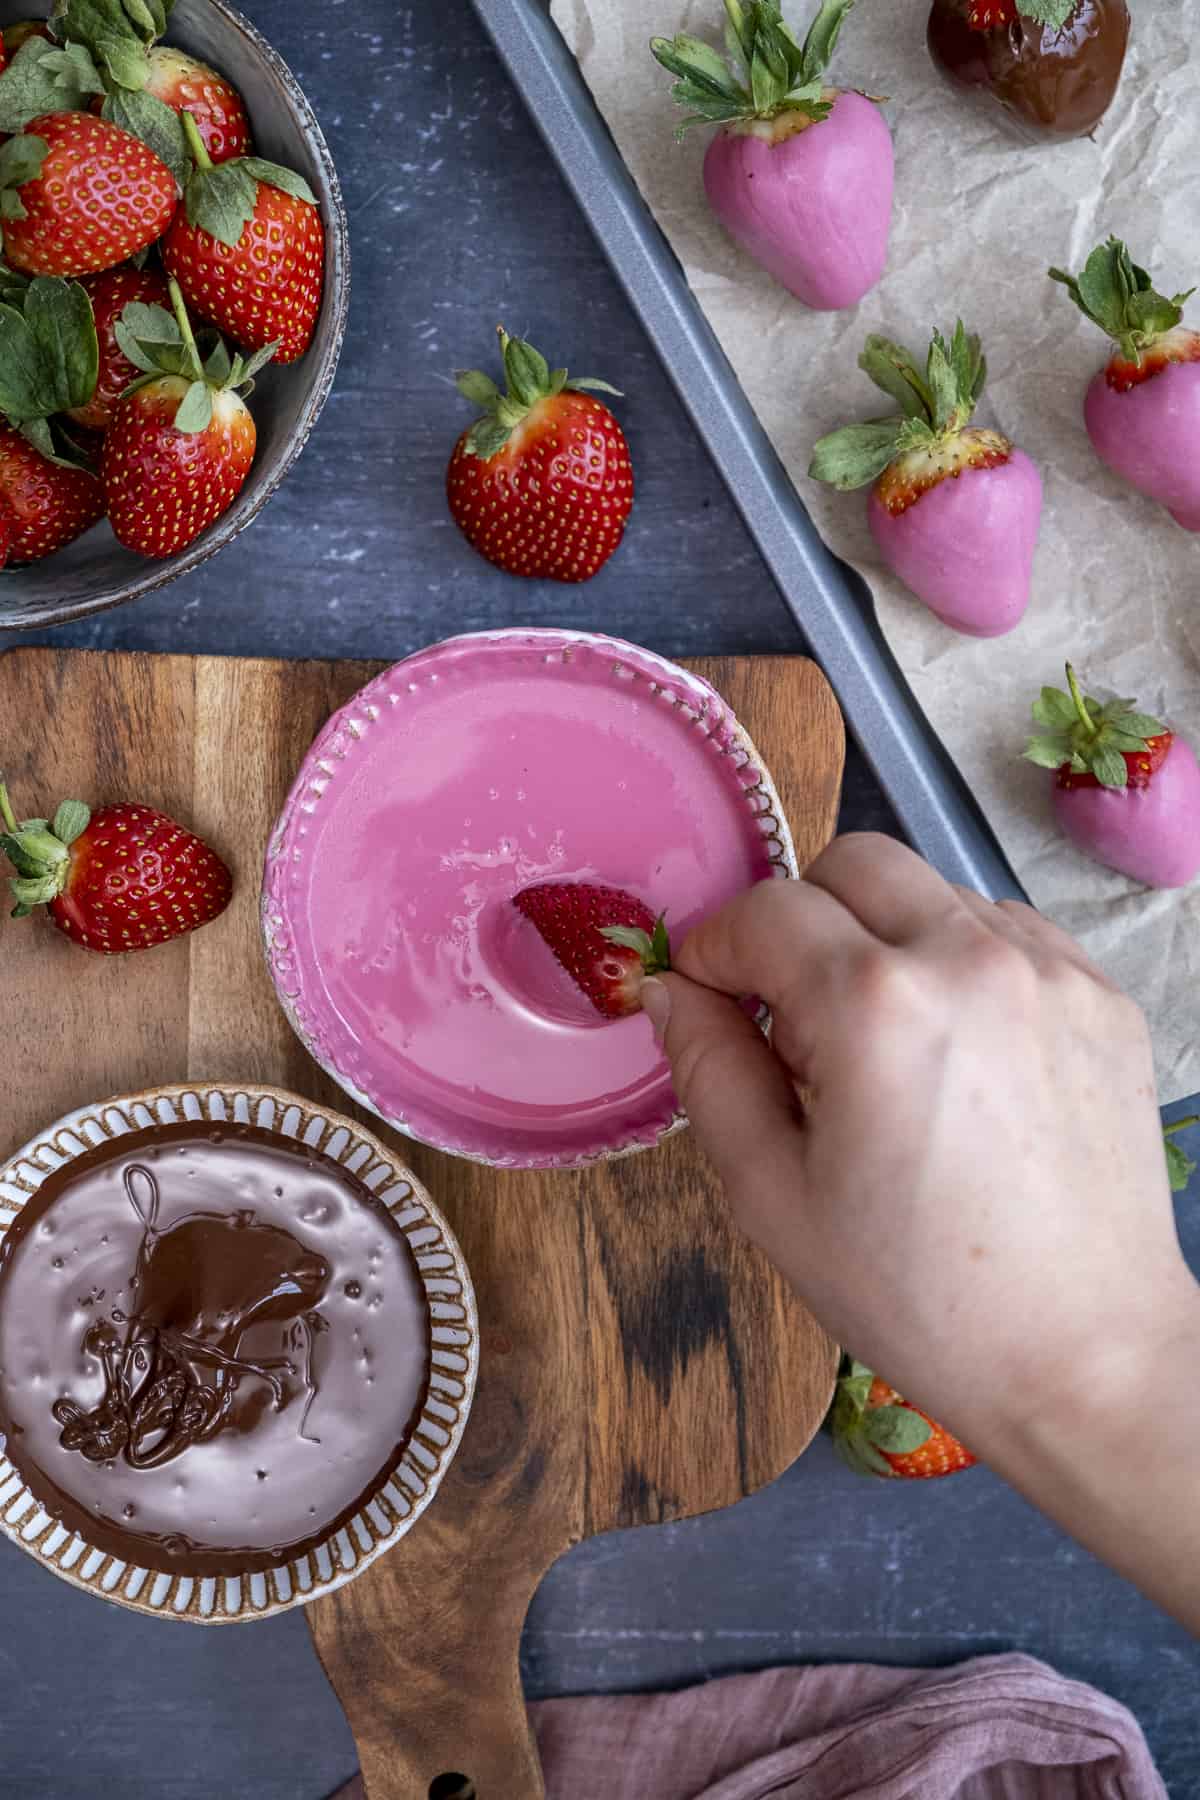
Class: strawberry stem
0,780,15,834
180,108,213,172
1064,663,1097,741
167,277,204,384
1165,1115,1200,1138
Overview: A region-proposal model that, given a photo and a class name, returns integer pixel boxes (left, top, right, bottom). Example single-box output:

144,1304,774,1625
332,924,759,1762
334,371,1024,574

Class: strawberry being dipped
810,323,1042,636
927,1,1129,141
1050,238,1200,533
1023,664,1200,889
163,111,322,364
830,1360,976,1480
651,0,892,311
102,277,272,557
66,263,170,431
447,328,633,582
0,784,231,952
512,882,670,1019
0,112,175,276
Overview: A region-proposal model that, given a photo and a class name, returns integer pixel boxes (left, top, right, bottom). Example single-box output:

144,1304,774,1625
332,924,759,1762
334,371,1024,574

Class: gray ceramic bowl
0,0,349,631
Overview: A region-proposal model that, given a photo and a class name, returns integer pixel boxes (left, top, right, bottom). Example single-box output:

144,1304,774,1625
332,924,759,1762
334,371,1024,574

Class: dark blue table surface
3,3,1198,1796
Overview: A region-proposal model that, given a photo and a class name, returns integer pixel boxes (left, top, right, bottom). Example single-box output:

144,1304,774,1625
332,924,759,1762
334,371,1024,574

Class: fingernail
641,976,670,1038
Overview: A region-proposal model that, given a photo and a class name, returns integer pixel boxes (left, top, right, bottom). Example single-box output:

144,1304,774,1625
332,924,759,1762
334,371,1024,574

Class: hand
641,834,1200,1494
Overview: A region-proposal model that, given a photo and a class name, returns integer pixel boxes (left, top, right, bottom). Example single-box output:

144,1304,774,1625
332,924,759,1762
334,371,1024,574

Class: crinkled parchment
551,0,1200,1100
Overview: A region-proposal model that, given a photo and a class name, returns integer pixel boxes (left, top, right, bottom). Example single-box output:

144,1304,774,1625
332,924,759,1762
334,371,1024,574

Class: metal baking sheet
472,0,1026,904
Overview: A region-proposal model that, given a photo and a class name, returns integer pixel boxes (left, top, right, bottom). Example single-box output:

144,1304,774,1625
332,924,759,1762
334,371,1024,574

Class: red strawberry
1024,663,1200,887
965,0,1016,26
0,423,104,562
0,113,176,278
512,882,669,1018
101,276,265,558
0,788,231,953
830,1361,977,1480
447,328,634,582
161,111,323,364
143,47,251,164
66,264,170,432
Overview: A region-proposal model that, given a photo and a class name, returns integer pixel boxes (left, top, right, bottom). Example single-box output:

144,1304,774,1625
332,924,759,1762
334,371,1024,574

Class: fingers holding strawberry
101,277,272,558
0,782,231,954
162,111,323,365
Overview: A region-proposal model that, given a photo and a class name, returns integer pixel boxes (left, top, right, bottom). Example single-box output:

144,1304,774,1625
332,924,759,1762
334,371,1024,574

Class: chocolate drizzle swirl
51,1164,331,1471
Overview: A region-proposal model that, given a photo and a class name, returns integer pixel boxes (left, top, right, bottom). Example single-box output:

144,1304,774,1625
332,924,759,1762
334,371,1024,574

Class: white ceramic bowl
262,628,799,1168
0,1082,477,1623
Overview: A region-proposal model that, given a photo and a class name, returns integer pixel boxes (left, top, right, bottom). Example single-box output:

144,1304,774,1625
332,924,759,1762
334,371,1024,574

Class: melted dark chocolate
927,0,1130,140
0,1123,429,1575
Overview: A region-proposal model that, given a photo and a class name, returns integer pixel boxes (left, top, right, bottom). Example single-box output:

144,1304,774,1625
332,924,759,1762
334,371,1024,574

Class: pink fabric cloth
529,1655,1167,1800
328,1651,1167,1800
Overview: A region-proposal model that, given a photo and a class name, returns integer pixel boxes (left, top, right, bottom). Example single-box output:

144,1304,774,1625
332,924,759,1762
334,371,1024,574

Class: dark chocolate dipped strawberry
926,0,1129,141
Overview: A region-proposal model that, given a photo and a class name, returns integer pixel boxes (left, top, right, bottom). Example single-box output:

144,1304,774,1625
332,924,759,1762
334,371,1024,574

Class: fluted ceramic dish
0,0,350,631
0,1082,477,1623
262,628,799,1169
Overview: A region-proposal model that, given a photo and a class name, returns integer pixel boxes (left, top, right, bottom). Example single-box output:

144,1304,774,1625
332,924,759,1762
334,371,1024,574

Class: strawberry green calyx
598,912,671,976
0,270,99,463
0,781,89,917
651,0,860,136
1164,1116,1199,1193
809,320,991,490
455,326,622,461
1016,1,1076,25
1023,663,1165,791
114,276,277,433
828,1358,931,1478
1049,237,1194,368
178,108,316,249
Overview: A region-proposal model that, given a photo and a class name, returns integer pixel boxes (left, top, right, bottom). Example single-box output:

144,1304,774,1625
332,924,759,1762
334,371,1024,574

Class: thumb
643,971,807,1225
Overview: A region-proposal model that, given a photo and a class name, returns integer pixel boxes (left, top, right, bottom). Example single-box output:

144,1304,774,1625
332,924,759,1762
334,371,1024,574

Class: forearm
978,1275,1200,1632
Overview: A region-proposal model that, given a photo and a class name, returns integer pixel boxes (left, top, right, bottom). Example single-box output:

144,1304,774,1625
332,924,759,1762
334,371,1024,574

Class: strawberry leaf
1023,735,1069,771
809,419,905,490
858,335,933,421
1091,744,1128,789
0,276,99,426
1117,712,1166,739
0,132,49,222
567,376,624,395
51,800,90,845
236,340,277,382
862,1404,931,1455
172,377,212,433
1019,0,1079,26
455,369,501,409
1166,1138,1196,1192
0,38,98,131
833,1432,893,1478
1051,237,1191,364
103,87,189,184
238,157,317,206
183,160,258,247
503,334,550,408
1031,686,1078,730
799,0,856,83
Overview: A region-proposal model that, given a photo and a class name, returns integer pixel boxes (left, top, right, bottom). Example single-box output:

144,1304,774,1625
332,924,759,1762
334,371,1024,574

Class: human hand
641,833,1198,1469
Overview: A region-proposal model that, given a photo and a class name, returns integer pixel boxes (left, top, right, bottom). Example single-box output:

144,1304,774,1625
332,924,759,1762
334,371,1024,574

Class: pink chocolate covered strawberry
810,322,1042,636
1050,238,1200,532
651,0,892,311
1023,664,1200,888
513,881,670,1019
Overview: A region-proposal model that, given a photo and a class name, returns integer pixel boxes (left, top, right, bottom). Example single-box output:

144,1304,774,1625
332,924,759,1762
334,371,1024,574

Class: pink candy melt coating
1084,362,1200,531
1053,735,1200,889
702,92,893,311
264,634,783,1166
866,450,1043,638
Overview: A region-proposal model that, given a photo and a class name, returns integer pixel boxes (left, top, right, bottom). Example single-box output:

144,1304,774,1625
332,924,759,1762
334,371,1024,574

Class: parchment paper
551,0,1200,1101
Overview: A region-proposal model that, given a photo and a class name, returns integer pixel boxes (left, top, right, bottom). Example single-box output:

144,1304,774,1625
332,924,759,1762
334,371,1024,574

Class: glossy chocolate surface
927,0,1130,140
0,1123,429,1575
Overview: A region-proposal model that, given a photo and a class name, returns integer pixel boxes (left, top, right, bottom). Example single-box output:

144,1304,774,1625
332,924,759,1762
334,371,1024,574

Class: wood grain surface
0,646,844,1800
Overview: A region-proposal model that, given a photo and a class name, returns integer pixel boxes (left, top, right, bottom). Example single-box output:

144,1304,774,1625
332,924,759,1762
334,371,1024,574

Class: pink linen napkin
328,1651,1166,1799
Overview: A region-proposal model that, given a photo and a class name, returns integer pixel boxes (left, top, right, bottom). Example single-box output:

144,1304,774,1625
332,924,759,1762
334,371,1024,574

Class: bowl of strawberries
0,0,349,629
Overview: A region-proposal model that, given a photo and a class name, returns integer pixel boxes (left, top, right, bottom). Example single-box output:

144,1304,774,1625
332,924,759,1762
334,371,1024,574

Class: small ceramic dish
262,628,798,1168
0,0,350,632
0,1083,477,1623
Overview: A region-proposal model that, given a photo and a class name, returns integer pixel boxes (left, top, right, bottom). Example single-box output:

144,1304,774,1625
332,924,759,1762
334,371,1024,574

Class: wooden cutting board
0,646,844,1800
